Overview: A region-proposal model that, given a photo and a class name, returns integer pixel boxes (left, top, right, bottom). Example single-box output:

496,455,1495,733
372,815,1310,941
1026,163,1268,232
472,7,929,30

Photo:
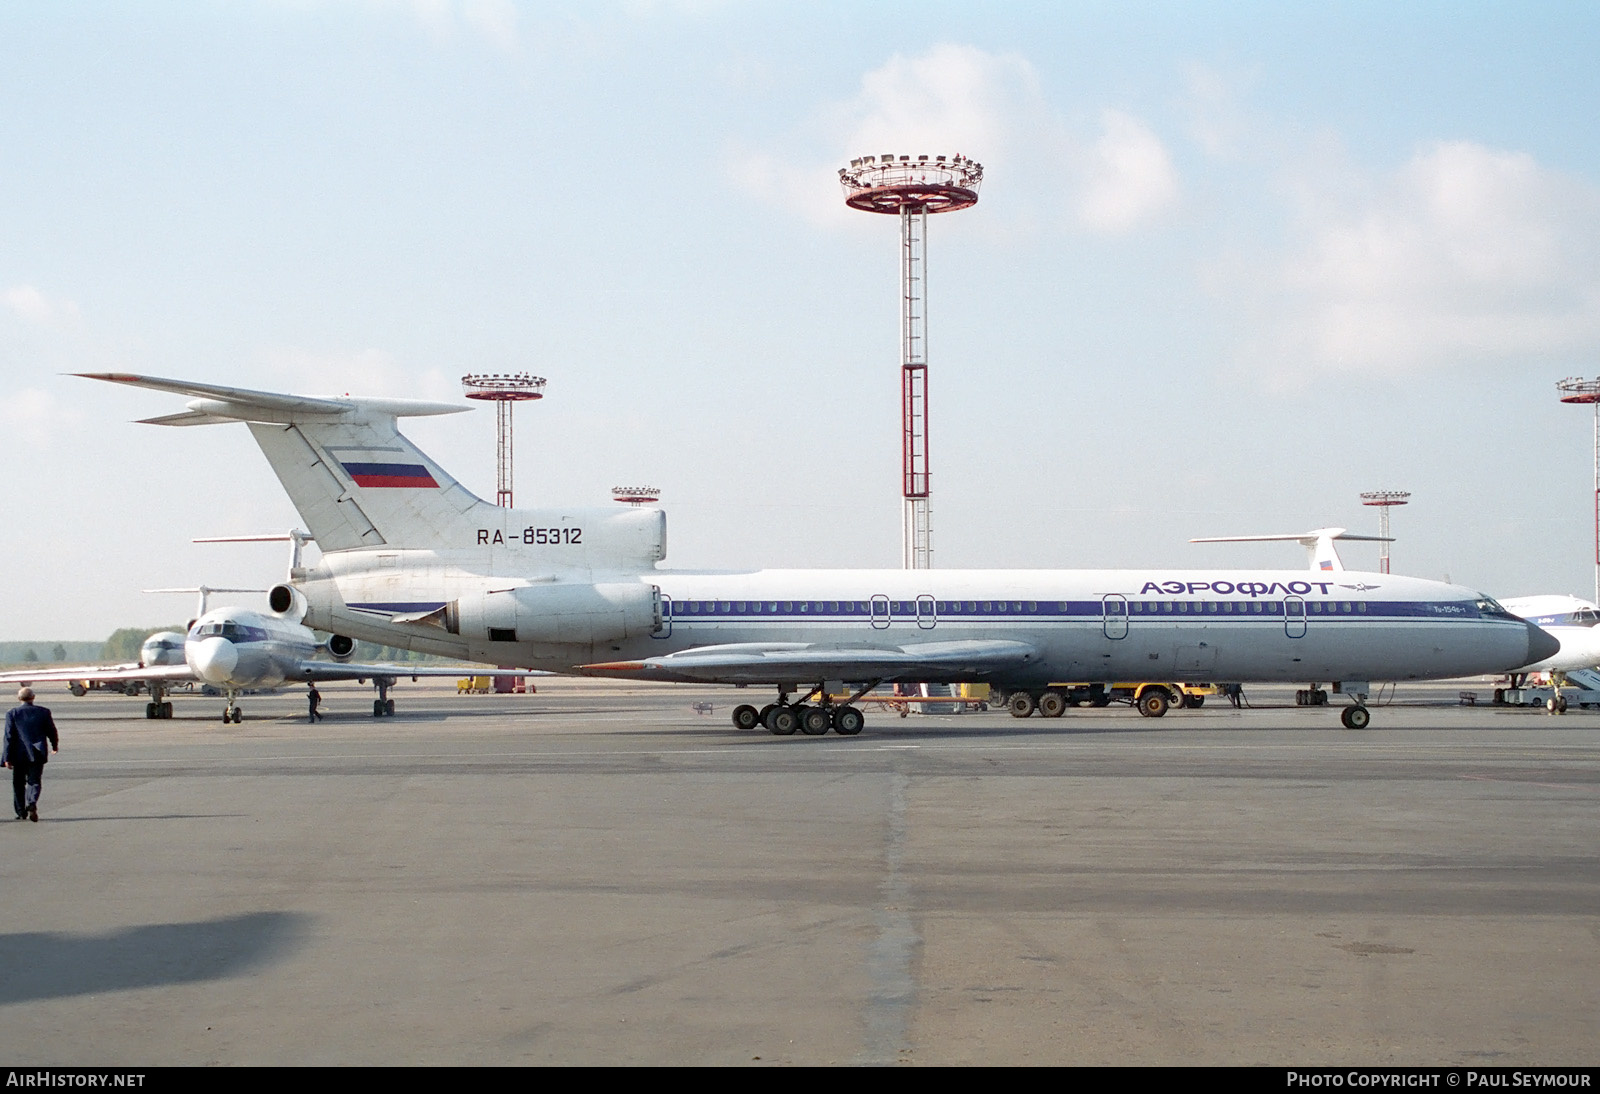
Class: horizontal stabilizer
77,373,468,425
1190,527,1392,573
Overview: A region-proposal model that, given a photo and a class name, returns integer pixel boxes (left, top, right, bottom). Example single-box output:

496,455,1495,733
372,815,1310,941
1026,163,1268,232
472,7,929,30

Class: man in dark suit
3,687,59,822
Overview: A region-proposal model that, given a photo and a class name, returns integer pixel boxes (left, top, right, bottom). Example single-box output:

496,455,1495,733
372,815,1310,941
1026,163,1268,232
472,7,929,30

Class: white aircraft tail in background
1190,528,1392,573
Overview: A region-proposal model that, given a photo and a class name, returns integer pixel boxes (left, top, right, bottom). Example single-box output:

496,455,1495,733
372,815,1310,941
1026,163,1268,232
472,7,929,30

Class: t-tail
75,373,666,569
1189,527,1391,573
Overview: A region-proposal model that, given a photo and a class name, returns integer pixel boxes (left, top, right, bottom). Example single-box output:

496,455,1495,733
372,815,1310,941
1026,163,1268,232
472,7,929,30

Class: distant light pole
461,373,546,508
1557,376,1600,604
1359,491,1410,574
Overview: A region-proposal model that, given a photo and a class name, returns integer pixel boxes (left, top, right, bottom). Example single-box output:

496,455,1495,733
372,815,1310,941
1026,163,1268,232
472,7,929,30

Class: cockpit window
1475,596,1518,620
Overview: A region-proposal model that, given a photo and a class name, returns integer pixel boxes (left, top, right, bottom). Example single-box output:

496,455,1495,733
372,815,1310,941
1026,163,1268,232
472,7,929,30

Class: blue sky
4,2,1600,638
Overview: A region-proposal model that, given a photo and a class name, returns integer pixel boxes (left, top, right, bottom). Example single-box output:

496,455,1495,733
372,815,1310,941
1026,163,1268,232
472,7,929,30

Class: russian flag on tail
339,461,439,489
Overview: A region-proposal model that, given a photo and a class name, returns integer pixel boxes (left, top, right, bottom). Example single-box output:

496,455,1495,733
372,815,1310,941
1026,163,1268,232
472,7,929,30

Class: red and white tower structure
1558,376,1600,604
612,486,661,507
461,373,545,508
840,153,982,569
1359,491,1410,574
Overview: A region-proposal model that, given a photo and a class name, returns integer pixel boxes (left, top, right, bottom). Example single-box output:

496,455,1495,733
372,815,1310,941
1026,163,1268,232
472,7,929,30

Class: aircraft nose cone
189,636,238,685
1526,622,1562,666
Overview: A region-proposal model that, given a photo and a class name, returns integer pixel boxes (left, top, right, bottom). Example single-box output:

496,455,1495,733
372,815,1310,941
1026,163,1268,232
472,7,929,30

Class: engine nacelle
269,583,310,623
449,582,659,646
324,634,356,661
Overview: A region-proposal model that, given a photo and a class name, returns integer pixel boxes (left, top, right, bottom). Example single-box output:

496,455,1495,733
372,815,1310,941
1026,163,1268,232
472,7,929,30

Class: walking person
3,687,58,822
307,683,322,723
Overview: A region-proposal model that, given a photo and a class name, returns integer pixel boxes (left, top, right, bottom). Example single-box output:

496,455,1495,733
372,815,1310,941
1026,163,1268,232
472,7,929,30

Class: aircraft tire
800,707,831,735
1137,690,1169,718
766,705,798,735
145,703,157,720
833,707,865,735
385,699,395,716
1037,691,1068,718
1008,692,1037,718
1340,705,1370,729
162,702,173,719
731,704,760,730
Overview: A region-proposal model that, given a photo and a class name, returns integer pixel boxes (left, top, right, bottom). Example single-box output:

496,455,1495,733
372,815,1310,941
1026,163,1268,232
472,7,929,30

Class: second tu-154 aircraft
0,579,538,722
74,373,1558,734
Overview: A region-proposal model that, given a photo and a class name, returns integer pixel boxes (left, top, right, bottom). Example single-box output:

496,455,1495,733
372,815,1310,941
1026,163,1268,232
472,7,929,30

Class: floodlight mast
1558,376,1600,604
1359,491,1410,574
840,153,982,569
461,373,546,508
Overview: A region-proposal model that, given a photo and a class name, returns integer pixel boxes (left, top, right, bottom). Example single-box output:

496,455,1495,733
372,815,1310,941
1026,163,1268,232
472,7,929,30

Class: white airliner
1193,530,1600,678
1498,593,1600,678
70,373,1557,733
1,595,526,722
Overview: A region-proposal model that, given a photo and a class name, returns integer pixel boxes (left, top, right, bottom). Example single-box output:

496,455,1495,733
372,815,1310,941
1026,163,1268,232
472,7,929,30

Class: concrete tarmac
1,679,1597,1066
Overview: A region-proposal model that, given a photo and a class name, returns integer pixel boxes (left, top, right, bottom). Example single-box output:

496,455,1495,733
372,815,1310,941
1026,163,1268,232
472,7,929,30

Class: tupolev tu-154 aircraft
0,584,538,723
74,372,1558,734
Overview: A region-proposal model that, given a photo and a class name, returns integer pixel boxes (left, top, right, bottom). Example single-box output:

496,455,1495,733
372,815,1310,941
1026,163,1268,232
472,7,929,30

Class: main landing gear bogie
733,686,873,737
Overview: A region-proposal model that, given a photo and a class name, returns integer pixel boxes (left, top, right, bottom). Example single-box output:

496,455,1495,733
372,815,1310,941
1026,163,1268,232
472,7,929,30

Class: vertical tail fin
78,373,487,551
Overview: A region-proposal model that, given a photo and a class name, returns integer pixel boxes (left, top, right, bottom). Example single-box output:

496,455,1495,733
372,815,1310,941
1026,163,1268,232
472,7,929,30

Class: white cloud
0,387,78,444
461,0,518,54
1076,109,1180,232
728,44,1180,235
1230,140,1600,379
4,285,81,327
405,0,518,53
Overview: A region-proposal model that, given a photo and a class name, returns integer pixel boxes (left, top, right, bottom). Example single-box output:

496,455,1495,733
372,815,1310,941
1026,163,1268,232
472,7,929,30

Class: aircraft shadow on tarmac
0,911,310,1004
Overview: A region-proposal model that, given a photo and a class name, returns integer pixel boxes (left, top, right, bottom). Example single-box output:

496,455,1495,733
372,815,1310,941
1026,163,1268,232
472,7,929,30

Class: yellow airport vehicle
1004,681,1218,719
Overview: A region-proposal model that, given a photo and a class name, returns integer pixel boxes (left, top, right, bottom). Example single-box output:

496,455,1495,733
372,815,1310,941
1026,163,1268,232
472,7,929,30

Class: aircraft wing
0,664,198,686
578,639,1038,685
280,661,550,683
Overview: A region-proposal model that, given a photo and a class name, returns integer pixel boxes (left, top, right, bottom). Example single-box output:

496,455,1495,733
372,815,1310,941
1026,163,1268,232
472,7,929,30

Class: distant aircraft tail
1190,527,1392,573
79,374,491,551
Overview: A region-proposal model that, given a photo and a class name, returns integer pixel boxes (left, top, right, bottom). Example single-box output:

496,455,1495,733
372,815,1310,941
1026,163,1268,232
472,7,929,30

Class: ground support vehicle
1000,682,1214,720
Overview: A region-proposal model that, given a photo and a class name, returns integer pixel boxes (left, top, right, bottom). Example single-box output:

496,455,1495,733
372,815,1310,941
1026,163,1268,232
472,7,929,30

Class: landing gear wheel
385,698,395,716
800,707,831,735
833,706,865,735
757,704,776,727
145,702,158,720
1008,692,1037,718
1340,705,1371,729
1137,690,1170,718
732,704,760,730
374,699,385,717
1037,691,1068,718
766,705,798,735
229,707,242,724
162,702,173,719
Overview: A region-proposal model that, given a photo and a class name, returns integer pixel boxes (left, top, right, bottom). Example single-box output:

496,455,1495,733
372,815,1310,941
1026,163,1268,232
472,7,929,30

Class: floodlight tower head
612,486,661,507
1360,490,1410,574
837,153,983,214
1558,376,1600,604
839,153,983,570
461,372,546,509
